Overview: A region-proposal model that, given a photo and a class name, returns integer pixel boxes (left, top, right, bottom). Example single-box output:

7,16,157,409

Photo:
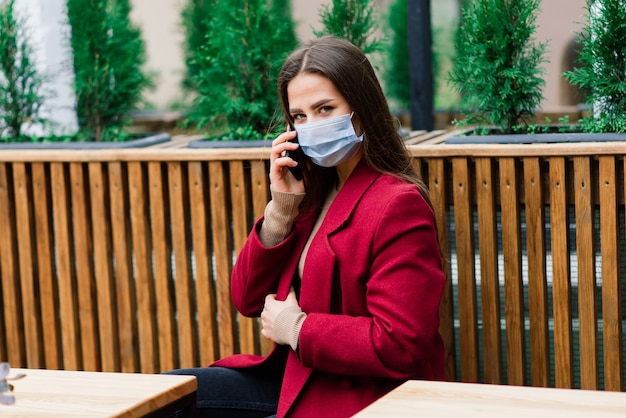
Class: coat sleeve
297,188,445,380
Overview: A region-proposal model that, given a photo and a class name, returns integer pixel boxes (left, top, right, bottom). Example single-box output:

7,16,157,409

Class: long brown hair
277,36,432,211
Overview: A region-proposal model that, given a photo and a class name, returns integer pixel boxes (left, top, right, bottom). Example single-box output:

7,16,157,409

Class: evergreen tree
270,0,297,42
188,0,298,139
313,0,382,54
448,0,547,133
0,0,46,140
181,0,215,92
564,0,626,133
66,0,153,141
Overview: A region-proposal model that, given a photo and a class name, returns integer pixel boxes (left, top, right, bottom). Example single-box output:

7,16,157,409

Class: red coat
213,161,446,417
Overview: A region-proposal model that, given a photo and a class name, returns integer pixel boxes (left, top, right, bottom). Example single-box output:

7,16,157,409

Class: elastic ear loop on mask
350,111,364,138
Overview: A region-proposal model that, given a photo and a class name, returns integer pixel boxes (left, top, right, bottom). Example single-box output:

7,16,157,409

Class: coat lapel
299,161,380,314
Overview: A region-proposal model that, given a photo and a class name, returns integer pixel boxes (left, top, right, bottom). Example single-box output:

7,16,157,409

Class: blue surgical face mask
294,113,363,167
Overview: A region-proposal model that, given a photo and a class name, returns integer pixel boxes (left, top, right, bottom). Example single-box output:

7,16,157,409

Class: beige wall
292,0,326,41
536,0,587,108
131,0,587,110
130,0,186,109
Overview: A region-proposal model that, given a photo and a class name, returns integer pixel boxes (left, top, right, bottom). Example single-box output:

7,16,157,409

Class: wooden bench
0,136,623,392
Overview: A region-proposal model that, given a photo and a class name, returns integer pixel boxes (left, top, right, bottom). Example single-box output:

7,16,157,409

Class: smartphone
285,131,303,181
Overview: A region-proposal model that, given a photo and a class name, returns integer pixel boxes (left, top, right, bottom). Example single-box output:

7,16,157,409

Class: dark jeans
164,366,281,418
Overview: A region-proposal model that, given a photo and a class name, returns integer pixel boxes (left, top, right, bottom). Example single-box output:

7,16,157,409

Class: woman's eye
320,106,333,114
292,113,306,121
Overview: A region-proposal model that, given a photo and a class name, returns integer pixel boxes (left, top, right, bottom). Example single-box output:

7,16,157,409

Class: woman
169,35,445,418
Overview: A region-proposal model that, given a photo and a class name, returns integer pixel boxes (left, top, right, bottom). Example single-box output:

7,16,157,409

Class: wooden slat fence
0,136,623,392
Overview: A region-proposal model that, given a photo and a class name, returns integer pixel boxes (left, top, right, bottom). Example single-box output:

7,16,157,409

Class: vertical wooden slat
499,158,526,386
573,156,599,390
523,157,550,387
188,162,218,365
549,157,574,388
148,162,177,372
13,163,43,368
475,158,502,384
250,160,273,357
0,163,25,366
452,157,479,382
51,162,81,370
599,156,623,391
230,161,256,355
250,161,269,220
70,162,99,371
128,162,158,373
109,162,138,372
428,158,456,381
88,162,119,372
32,163,61,369
209,161,236,358
168,162,197,368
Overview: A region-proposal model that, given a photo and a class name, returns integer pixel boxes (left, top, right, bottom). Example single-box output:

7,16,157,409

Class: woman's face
287,72,353,126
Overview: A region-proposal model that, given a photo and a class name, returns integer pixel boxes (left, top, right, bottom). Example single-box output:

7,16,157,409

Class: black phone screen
285,141,303,181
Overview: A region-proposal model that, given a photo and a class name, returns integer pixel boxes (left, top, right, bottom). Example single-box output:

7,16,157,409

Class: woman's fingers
269,130,304,191
270,130,298,161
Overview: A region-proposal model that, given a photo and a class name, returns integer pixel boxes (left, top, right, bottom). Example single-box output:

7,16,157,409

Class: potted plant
564,0,626,134
64,0,169,147
0,0,47,141
446,0,550,143
447,0,626,144
0,0,168,148
186,0,298,148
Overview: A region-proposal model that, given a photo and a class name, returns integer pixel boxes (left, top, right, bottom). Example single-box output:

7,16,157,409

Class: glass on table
0,362,26,405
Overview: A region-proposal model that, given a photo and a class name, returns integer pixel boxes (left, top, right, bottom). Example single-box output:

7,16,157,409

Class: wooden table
1,368,197,417
354,380,626,417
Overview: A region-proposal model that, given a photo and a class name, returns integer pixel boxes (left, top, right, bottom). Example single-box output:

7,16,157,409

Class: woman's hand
261,288,301,343
269,130,304,194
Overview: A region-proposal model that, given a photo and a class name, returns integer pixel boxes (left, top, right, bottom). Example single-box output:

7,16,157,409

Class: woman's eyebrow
311,98,333,109
289,99,335,114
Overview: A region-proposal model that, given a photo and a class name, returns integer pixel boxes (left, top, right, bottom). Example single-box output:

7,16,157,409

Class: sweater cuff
273,305,307,351
259,187,305,247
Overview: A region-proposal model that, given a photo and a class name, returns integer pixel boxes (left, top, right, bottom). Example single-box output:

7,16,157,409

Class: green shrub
448,0,547,134
0,0,46,141
186,0,297,140
66,0,153,142
313,0,382,54
564,0,626,133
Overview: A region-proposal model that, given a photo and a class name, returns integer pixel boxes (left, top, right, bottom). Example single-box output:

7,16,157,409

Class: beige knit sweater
259,186,338,351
